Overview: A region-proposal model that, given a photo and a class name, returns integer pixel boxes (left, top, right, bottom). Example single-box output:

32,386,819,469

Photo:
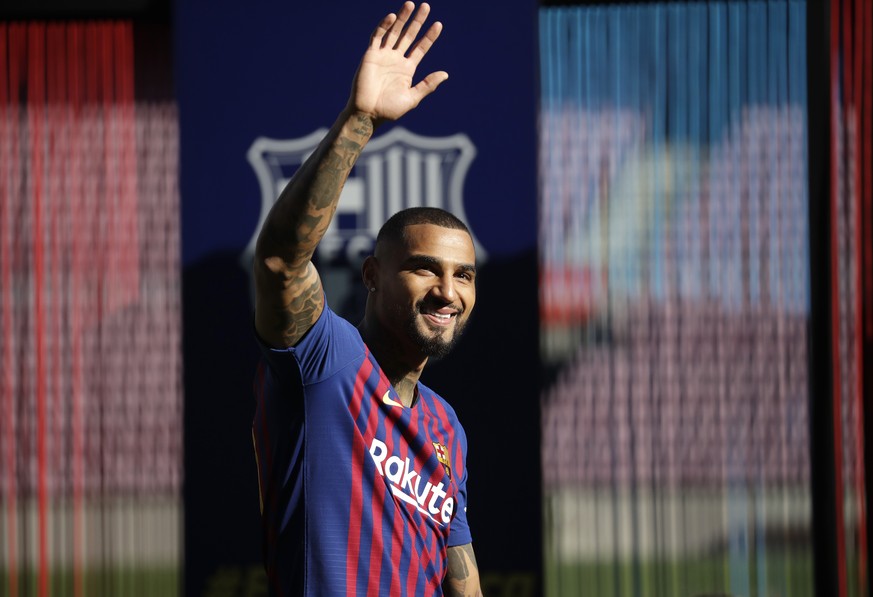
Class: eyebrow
404,254,477,275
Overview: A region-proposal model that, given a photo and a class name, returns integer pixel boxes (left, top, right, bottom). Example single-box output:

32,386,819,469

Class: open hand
348,2,448,125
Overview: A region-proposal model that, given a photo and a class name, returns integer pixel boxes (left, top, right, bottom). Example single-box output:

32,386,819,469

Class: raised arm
443,543,483,597
254,1,448,348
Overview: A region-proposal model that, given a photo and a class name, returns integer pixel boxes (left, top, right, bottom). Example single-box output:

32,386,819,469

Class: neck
357,316,428,407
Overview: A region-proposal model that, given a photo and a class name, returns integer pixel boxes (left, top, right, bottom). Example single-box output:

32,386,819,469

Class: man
251,3,483,595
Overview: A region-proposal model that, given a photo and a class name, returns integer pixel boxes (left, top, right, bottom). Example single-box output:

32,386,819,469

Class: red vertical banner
0,21,20,597
66,22,86,597
864,0,873,344
833,0,870,594
25,22,50,597
855,0,873,592
852,0,870,593
1,19,180,596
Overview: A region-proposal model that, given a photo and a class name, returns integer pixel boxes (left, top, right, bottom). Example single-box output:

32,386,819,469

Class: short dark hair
375,207,471,251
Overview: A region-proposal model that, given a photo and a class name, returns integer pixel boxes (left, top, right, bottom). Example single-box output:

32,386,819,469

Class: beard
403,300,469,359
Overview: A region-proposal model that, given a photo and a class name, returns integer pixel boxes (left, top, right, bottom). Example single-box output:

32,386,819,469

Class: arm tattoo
310,137,363,208
444,544,482,597
447,548,470,579
275,274,322,346
351,113,374,137
255,114,374,347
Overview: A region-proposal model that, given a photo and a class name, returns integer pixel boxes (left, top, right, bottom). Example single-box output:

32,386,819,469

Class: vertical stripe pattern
1,21,182,596
253,308,469,597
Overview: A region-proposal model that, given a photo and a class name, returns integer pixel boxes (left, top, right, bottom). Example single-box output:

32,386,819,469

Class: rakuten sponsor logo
369,438,455,525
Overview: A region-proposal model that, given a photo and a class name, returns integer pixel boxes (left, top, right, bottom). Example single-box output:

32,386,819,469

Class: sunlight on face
378,224,477,358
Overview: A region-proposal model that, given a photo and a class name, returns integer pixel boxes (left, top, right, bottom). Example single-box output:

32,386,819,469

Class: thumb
411,70,449,104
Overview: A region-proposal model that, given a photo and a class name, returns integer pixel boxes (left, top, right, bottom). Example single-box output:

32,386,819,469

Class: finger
394,2,430,54
410,70,449,104
406,20,442,65
369,13,398,48
383,1,415,49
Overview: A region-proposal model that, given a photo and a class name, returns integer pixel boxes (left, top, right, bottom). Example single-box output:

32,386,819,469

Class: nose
431,274,456,302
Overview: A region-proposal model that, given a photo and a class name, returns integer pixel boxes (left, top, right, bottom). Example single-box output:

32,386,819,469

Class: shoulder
258,301,366,383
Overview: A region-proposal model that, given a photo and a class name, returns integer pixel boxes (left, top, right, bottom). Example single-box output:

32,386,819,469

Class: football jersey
252,302,472,597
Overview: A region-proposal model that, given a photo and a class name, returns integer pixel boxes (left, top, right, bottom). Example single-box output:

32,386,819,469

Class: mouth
419,306,461,328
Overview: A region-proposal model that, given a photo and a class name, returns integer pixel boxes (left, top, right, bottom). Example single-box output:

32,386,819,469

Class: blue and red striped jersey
252,302,472,597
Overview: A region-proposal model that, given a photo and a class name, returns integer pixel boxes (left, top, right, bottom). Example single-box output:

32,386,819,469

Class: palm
354,54,420,120
349,2,447,123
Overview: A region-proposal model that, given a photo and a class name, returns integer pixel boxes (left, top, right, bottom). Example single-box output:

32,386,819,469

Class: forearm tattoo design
262,114,374,346
444,544,483,597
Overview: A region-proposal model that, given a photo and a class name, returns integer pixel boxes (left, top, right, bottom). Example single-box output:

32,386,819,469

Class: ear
361,255,378,291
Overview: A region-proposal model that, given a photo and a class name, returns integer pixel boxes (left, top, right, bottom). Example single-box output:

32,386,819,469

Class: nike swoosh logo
382,391,403,408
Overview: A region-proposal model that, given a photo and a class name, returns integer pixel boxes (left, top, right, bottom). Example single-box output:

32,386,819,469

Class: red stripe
427,397,456,474
424,397,451,514
423,537,438,597
417,398,444,590
27,22,49,597
854,0,871,590
67,23,85,597
100,25,115,319
427,508,441,590
346,355,374,597
405,546,421,597
362,375,392,597
403,411,424,597
863,0,873,342
830,3,848,596
843,0,853,100
1,21,21,597
83,23,99,331
426,393,461,583
426,397,454,583
85,23,96,103
365,434,387,597
388,430,410,597
125,23,140,305
46,25,64,553
416,537,434,597
408,400,439,578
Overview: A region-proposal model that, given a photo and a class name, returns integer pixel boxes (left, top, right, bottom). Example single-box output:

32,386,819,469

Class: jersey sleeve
257,301,364,387
447,467,472,546
447,423,473,547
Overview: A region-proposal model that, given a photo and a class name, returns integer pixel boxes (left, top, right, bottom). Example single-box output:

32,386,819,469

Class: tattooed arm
443,543,483,597
254,1,448,348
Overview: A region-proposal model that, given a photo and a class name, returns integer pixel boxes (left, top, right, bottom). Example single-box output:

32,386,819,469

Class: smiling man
361,216,476,363
250,3,483,596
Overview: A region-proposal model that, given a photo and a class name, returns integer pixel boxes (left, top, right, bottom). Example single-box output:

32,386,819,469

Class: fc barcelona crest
432,442,452,480
241,127,486,318
244,127,485,274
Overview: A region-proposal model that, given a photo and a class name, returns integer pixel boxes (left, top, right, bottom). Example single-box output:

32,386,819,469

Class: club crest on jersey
432,442,452,480
243,127,485,274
